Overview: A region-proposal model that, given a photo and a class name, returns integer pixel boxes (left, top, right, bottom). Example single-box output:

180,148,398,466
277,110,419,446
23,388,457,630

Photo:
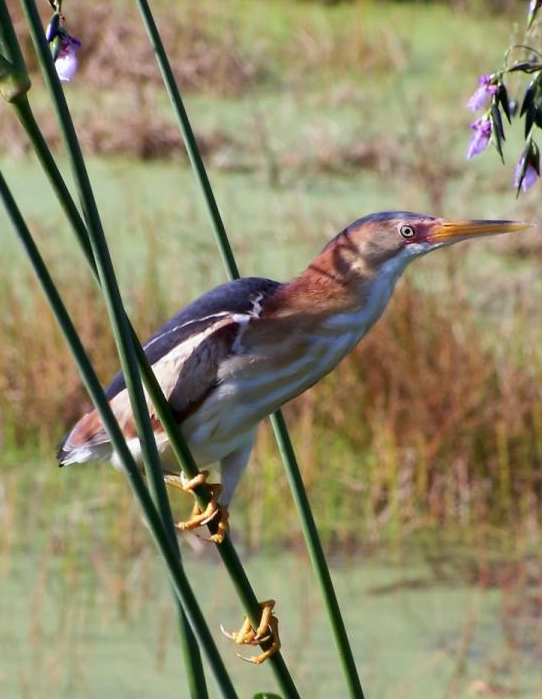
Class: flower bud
45,13,60,43
528,1,542,29
50,33,62,62
514,138,540,193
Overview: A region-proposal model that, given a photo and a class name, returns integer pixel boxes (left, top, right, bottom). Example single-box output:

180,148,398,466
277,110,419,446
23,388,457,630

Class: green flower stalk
131,0,365,696
465,3,542,193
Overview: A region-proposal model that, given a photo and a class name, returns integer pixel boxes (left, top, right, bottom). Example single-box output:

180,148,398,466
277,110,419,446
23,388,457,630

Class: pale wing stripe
140,318,238,401
102,318,239,432
143,311,232,351
144,292,265,353
249,293,264,316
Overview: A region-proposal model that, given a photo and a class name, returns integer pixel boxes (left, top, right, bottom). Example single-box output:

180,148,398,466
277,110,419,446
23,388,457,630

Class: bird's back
57,277,281,465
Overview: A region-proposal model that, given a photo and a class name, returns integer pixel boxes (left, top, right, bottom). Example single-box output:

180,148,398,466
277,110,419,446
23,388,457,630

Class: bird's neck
227,245,410,418
266,242,389,319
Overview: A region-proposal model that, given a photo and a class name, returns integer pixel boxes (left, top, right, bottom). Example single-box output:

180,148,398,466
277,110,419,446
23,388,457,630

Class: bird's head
325,211,533,282
280,211,533,316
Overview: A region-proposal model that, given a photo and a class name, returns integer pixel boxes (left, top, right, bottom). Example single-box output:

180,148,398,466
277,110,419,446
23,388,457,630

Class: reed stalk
9,1,300,695
132,0,364,696
0,165,237,699
2,0,209,693
0,0,30,101
11,90,299,699
134,0,240,279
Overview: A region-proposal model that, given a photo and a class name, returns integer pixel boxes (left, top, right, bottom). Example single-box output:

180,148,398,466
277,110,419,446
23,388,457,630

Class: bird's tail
57,410,111,466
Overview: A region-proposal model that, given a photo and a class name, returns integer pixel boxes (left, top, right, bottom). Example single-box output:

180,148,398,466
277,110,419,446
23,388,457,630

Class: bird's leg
164,471,228,544
221,600,281,665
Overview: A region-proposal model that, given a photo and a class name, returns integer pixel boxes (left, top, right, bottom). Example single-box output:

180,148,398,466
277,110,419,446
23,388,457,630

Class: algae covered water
1,542,540,698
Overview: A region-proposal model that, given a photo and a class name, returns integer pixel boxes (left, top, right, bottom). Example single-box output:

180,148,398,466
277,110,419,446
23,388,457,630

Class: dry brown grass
238,278,542,549
2,261,540,547
12,3,265,96
0,96,239,162
2,2,259,159
301,283,542,529
1,1,405,166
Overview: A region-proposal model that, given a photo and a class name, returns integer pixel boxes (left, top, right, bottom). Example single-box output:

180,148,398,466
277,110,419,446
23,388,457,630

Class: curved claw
237,649,275,665
222,600,280,665
220,622,271,643
220,624,235,641
196,506,229,544
166,473,229,544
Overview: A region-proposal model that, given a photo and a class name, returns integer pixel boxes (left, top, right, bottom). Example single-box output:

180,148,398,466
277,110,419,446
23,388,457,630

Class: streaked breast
186,315,366,447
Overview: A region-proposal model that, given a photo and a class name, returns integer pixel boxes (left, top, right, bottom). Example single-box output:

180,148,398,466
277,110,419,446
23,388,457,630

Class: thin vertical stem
134,2,365,695
11,95,203,491
11,0,207,692
270,413,365,699
0,0,31,101
134,0,239,279
12,96,94,260
10,91,299,699
10,3,300,695
9,103,207,699
0,166,237,699
19,0,165,512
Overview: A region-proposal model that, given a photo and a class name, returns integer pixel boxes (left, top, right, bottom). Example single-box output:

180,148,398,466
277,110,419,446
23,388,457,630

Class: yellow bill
430,219,535,244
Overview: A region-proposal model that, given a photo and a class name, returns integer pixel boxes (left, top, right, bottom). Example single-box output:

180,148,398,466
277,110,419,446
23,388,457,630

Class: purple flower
514,155,539,192
467,117,492,159
55,34,81,82
467,75,498,112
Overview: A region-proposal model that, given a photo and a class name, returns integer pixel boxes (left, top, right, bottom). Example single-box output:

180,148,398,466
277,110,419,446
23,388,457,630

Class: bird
57,211,530,662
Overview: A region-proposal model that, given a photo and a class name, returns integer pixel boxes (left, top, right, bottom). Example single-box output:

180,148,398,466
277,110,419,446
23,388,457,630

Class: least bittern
58,212,532,663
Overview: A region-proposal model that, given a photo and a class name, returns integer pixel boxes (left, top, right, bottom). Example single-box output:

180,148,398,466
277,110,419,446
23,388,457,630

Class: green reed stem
12,2,299,694
270,412,365,699
10,93,298,699
11,94,205,490
133,2,365,695
18,0,162,510
12,0,207,693
0,166,237,699
0,0,31,101
134,0,239,279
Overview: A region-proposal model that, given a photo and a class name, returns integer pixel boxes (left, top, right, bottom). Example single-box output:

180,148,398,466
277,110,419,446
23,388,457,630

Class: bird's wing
57,317,241,463
57,277,281,464
105,277,280,400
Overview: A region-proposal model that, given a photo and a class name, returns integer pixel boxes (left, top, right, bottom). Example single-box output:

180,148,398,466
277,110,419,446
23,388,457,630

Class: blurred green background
1,1,541,697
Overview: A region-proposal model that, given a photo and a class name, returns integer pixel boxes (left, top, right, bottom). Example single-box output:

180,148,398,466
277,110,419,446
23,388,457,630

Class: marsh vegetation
1,1,542,696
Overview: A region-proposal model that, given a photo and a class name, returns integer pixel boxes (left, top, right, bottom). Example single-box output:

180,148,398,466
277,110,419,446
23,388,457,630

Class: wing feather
57,276,282,465
57,319,240,464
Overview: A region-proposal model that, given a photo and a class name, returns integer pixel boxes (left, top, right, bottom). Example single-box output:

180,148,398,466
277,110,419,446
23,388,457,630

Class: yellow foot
164,471,229,544
221,600,280,665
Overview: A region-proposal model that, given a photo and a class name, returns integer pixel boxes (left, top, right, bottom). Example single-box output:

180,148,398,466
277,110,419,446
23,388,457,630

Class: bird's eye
399,224,416,239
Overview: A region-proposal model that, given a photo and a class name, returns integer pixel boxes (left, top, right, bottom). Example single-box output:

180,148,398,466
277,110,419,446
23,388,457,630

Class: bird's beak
429,219,534,245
